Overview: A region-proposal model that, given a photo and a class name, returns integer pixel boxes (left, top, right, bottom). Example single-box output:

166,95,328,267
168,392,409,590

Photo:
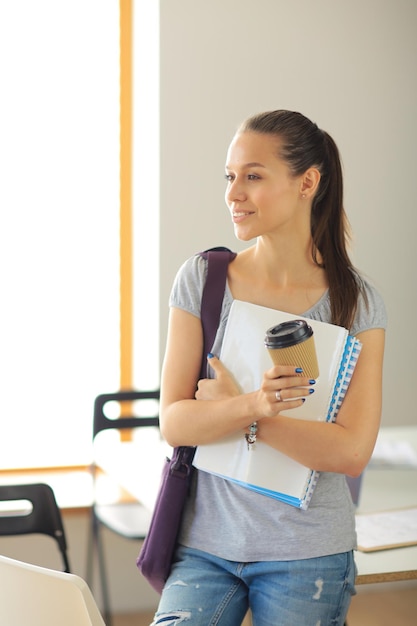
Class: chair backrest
0,554,105,626
0,482,70,572
93,390,160,439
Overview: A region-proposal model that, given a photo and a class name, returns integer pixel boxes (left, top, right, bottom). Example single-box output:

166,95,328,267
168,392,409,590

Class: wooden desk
354,426,417,584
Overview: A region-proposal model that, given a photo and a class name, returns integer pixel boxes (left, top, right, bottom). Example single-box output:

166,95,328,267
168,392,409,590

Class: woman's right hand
195,354,242,402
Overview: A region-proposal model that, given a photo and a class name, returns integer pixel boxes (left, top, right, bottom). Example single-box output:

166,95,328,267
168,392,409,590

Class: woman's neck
228,237,328,315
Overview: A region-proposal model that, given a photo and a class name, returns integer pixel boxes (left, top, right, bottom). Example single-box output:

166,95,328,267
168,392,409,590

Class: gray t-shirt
170,253,387,562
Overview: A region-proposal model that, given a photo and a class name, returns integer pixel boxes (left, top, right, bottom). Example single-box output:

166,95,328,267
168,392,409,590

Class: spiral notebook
193,300,362,509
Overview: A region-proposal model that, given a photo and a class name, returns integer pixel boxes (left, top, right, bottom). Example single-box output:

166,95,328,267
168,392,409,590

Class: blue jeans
150,546,356,625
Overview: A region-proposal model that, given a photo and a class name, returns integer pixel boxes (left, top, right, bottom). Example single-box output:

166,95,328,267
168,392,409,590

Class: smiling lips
232,211,254,223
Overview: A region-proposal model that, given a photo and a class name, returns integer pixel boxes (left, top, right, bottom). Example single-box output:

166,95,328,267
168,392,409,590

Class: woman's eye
225,173,260,182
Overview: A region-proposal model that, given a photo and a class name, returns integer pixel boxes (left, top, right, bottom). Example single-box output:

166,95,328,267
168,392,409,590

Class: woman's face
225,131,306,242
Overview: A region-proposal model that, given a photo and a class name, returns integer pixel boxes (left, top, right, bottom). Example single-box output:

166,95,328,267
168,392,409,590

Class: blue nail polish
207,353,214,359
309,388,315,394
295,367,303,373
309,379,316,385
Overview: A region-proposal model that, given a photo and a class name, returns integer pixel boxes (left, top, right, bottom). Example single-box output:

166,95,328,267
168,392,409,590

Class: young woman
151,110,386,625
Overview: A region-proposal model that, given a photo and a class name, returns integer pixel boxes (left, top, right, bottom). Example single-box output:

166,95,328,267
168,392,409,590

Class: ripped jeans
149,546,356,626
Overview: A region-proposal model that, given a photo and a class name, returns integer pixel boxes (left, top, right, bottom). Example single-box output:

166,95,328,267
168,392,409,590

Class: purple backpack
136,247,236,593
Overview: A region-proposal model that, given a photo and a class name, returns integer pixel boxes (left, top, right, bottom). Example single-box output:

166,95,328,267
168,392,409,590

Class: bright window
0,1,159,469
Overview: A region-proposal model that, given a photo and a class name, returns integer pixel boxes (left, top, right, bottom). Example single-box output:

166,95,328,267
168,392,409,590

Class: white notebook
356,507,417,552
193,300,361,509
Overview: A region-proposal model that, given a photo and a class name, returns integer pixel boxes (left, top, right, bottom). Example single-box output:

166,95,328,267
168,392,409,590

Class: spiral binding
326,336,362,424
300,335,363,510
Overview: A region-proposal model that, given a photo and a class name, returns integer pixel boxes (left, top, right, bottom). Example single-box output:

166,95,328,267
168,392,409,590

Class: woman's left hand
195,354,241,401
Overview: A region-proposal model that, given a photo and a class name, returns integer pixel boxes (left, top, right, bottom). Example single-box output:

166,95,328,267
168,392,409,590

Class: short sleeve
169,254,208,319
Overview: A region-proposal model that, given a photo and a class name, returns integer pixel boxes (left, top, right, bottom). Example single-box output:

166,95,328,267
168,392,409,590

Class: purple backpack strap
199,247,237,373
136,247,237,595
170,247,236,470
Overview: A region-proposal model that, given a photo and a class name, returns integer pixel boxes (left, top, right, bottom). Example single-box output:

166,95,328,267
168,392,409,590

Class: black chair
86,390,160,626
0,482,71,573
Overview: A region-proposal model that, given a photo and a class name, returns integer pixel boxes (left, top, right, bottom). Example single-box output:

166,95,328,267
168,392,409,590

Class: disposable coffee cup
264,320,319,379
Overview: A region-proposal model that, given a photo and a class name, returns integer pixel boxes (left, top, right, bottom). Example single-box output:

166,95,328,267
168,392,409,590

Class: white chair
0,554,105,626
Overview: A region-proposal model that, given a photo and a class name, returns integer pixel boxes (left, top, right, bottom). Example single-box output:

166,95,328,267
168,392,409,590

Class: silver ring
275,390,282,402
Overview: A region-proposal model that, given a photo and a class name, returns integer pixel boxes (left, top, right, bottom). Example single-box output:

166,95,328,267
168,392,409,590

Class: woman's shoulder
307,274,387,335
178,252,208,280
169,253,208,317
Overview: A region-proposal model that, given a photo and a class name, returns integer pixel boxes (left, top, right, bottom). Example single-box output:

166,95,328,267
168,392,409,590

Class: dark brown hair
239,110,364,329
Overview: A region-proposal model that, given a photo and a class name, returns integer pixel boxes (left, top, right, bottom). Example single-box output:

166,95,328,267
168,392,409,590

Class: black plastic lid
264,320,313,348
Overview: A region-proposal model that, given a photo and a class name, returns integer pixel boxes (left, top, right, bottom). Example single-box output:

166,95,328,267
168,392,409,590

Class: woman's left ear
300,168,321,198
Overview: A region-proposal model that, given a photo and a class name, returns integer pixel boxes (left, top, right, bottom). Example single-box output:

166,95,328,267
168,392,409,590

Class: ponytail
241,110,364,329
311,131,362,329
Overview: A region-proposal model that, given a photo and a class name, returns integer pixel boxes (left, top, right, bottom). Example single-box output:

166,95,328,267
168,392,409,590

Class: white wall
159,0,417,427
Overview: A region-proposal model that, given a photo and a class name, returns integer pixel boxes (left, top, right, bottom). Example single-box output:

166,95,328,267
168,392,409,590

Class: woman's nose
225,179,247,204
